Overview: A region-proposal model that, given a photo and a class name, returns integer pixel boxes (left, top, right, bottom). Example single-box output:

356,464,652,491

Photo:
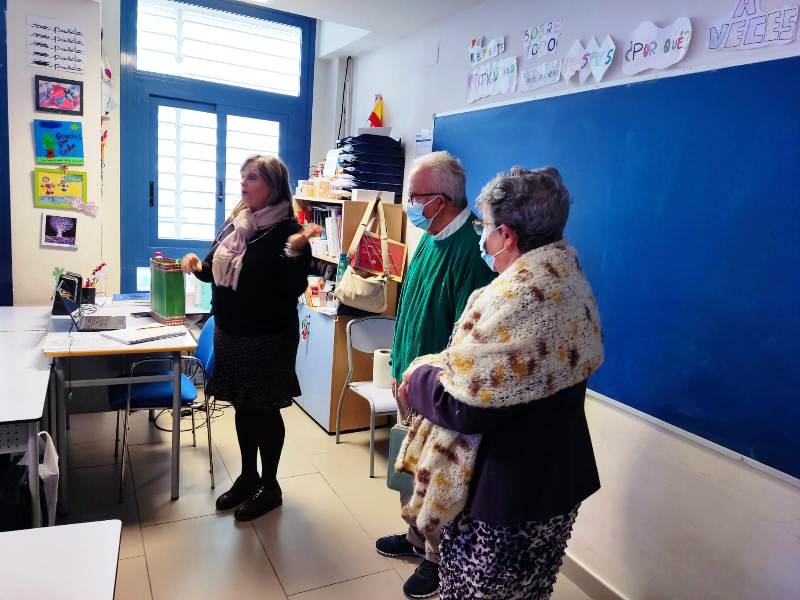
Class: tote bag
334,197,390,314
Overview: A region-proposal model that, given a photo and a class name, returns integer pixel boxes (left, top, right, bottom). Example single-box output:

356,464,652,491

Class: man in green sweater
376,151,495,599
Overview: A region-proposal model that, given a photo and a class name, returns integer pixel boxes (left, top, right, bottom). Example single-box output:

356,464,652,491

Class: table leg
28,422,41,528
47,363,57,445
55,361,69,515
171,351,181,500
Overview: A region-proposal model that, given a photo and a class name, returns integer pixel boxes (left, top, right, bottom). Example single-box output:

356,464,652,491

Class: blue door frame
0,0,12,305
120,0,316,291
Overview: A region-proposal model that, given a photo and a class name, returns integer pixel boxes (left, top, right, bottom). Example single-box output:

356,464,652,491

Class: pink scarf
212,201,292,290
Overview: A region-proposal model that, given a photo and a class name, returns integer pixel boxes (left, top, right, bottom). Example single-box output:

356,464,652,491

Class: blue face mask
479,227,506,271
407,197,443,230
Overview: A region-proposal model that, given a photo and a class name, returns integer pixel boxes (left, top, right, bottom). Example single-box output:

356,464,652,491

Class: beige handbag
334,197,390,313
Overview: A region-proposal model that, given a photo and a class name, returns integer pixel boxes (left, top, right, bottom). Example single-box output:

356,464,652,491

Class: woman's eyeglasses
472,219,496,236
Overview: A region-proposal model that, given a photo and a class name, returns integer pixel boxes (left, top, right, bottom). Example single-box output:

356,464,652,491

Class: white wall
101,0,121,298
340,1,800,598
7,0,105,305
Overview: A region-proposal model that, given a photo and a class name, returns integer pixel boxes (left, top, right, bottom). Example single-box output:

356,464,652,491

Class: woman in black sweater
182,155,310,521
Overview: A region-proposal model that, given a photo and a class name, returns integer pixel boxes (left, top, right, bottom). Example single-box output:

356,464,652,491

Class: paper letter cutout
562,39,585,81
592,35,616,82
709,0,798,50
466,56,517,103
519,58,563,92
623,18,693,75
579,37,598,83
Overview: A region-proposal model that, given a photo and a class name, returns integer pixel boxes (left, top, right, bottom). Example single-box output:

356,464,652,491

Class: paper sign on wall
415,129,433,157
469,36,505,65
28,16,85,73
34,120,84,165
562,39,586,81
709,0,798,50
466,57,518,103
623,18,692,76
523,19,562,60
519,58,563,92
562,36,616,84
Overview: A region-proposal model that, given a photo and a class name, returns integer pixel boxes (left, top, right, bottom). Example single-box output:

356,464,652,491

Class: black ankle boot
216,475,260,511
234,481,282,521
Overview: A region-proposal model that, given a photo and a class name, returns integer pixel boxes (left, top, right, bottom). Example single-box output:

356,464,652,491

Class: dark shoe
376,533,425,558
215,475,260,511
234,482,282,521
403,560,440,599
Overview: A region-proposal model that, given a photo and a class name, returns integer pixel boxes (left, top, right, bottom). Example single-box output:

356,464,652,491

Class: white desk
43,304,198,507
0,330,52,528
0,519,121,599
0,305,51,332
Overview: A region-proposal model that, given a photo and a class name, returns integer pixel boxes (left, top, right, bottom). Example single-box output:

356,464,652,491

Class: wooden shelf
295,194,346,204
312,251,339,264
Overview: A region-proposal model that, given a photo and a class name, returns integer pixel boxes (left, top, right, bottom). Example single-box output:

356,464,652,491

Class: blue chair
111,317,216,501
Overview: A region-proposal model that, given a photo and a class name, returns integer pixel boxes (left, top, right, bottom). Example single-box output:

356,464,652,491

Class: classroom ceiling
240,0,485,56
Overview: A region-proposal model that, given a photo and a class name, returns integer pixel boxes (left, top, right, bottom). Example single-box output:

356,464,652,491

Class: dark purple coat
407,364,600,526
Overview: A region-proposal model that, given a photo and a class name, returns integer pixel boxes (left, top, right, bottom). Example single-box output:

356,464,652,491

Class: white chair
335,316,396,477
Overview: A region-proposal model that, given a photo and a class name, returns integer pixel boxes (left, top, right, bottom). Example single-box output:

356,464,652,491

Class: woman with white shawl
396,167,604,600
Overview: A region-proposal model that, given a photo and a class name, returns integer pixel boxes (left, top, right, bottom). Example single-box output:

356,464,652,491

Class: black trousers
235,408,285,486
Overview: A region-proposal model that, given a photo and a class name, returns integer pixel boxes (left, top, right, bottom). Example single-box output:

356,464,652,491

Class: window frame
120,0,315,291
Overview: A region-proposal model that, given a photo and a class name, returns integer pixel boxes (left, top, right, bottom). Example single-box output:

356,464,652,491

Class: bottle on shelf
336,252,349,282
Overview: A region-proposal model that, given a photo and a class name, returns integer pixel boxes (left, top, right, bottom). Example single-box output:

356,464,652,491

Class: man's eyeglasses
472,219,496,236
407,192,453,206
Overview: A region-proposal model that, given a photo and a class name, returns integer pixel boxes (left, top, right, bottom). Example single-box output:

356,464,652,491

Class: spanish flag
368,94,383,127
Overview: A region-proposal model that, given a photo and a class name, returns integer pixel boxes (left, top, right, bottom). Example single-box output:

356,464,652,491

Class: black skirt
206,321,301,414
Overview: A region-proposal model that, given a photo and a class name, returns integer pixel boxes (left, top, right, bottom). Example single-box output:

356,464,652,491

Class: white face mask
479,227,506,271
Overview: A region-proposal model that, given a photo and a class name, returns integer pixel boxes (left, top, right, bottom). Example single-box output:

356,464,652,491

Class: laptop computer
59,295,127,332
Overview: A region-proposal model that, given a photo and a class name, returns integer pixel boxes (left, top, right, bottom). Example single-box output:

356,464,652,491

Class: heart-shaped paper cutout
562,39,585,81
580,37,598,83
591,35,616,82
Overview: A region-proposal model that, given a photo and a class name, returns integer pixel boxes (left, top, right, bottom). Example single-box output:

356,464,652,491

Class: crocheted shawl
396,239,604,534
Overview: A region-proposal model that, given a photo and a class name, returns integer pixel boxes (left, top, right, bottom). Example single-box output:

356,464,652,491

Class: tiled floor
62,402,591,599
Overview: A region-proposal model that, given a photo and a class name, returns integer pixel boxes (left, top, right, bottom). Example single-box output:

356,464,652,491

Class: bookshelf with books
292,196,406,432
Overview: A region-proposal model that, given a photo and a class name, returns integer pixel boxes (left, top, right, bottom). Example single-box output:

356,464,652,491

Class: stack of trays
336,134,404,199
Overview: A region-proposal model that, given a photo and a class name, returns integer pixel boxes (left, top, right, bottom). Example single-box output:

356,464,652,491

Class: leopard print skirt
439,505,580,600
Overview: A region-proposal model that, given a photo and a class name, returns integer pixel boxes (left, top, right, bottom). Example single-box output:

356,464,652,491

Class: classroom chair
335,316,397,477
110,317,216,502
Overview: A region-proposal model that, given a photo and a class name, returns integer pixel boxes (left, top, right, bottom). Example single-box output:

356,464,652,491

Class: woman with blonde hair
182,154,312,521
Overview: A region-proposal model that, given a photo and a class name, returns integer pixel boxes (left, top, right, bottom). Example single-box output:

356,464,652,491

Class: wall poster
623,18,693,76
709,0,798,50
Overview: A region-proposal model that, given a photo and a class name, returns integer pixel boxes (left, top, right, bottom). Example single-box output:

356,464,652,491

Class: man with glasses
376,151,494,599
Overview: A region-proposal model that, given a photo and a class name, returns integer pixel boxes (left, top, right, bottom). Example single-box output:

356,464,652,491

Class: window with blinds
137,0,303,96
224,115,280,215
157,105,217,241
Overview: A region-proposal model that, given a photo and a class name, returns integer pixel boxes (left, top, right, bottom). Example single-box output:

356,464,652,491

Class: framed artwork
34,120,84,165
35,75,83,116
33,167,95,214
41,213,78,249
